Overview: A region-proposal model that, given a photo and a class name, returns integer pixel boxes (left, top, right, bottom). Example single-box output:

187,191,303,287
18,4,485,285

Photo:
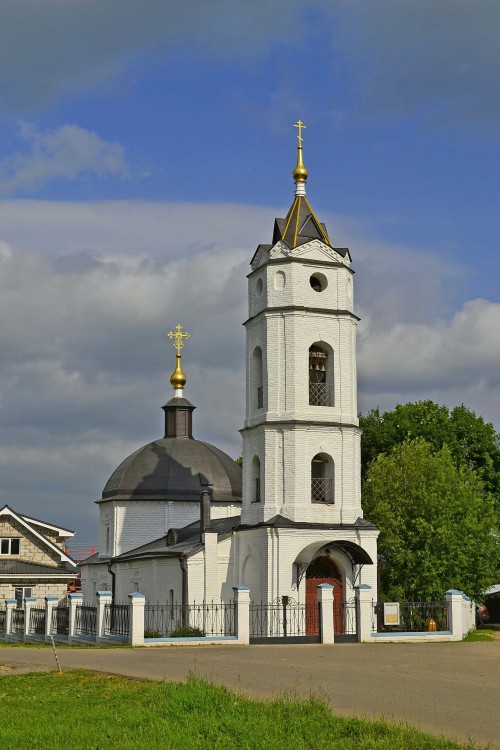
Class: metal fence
250,597,320,643
104,603,129,638
75,604,97,637
0,610,5,633
372,601,449,633
30,607,46,635
51,606,69,635
144,601,235,638
333,598,357,640
11,608,25,634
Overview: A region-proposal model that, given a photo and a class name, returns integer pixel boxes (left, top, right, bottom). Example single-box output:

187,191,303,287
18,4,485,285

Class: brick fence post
68,593,83,645
128,593,145,646
23,596,36,639
354,584,373,642
96,591,112,644
5,600,16,639
316,584,334,644
232,586,250,644
44,596,58,643
445,589,464,640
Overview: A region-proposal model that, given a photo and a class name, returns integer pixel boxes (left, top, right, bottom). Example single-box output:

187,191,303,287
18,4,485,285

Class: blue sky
0,1,499,542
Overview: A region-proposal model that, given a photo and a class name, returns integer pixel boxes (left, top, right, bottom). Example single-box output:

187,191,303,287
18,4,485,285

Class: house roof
0,560,77,577
0,505,78,568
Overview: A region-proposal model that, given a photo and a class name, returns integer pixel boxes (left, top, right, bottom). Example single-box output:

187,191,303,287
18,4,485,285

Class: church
80,123,379,611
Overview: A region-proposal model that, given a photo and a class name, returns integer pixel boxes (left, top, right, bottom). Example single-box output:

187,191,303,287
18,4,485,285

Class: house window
14,587,32,606
1,538,20,555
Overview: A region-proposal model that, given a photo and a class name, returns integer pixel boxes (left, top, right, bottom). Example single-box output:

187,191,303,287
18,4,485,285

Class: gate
333,598,358,642
250,596,320,644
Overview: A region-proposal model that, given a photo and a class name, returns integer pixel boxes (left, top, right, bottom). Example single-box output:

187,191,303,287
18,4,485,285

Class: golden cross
294,119,307,145
167,324,190,355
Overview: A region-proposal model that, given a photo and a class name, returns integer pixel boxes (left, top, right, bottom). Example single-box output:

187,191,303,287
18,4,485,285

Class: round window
310,273,327,292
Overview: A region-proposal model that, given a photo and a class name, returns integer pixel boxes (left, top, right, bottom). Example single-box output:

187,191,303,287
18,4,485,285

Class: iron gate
250,596,321,644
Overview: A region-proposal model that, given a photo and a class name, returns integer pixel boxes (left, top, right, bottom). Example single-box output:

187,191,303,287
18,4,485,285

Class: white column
203,530,219,602
232,585,250,644
354,584,373,642
44,596,58,642
68,593,83,644
445,589,464,640
128,593,145,646
23,596,36,638
96,590,112,644
5,600,16,639
316,584,335,644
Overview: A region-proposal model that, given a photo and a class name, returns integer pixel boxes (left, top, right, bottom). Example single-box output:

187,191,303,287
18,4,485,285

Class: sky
0,1,499,545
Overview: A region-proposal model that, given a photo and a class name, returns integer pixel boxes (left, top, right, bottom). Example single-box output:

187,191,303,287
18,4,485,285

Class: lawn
0,670,478,750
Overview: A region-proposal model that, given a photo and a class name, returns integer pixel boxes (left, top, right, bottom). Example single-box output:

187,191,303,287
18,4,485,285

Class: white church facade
80,124,379,618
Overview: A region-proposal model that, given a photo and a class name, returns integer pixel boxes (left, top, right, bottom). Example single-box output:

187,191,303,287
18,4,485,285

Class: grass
0,670,479,750
463,627,495,642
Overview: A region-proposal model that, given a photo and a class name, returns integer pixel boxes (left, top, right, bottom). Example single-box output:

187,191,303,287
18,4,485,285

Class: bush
170,625,205,638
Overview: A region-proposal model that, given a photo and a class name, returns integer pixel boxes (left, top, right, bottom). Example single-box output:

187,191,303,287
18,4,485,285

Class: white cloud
0,123,128,196
0,199,497,541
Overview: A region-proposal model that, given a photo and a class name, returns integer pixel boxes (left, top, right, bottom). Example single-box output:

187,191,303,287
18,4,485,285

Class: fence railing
0,610,5,633
104,603,129,638
30,607,46,635
311,477,334,504
52,605,69,635
333,599,357,636
11,608,25,634
309,382,332,406
75,604,97,637
250,598,320,640
372,601,449,633
144,601,235,638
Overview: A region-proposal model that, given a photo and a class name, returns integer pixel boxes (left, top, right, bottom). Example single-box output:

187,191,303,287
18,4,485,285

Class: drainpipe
179,554,188,627
107,561,116,603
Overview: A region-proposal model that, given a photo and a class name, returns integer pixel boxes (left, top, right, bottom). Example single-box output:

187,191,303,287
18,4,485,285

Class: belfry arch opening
309,343,333,406
252,346,264,410
311,453,334,504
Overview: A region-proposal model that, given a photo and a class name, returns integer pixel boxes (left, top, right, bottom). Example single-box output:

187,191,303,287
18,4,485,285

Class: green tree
360,401,500,500
362,439,499,600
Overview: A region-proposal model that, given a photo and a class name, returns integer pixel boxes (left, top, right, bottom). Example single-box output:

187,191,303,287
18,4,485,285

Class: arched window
251,456,262,503
309,344,333,406
311,453,334,504
253,346,264,410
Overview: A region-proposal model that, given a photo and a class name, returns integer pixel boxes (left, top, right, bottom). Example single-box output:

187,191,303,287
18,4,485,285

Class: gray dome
102,438,242,503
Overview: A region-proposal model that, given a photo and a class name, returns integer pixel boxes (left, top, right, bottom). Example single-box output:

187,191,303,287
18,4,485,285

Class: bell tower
240,122,361,528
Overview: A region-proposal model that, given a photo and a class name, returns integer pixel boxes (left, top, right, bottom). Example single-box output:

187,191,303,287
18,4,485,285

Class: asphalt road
0,640,498,748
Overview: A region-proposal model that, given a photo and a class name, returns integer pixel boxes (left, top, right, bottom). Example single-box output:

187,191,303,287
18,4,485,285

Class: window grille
311,478,334,504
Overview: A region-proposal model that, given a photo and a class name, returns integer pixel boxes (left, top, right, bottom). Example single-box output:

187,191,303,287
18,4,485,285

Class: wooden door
305,557,344,634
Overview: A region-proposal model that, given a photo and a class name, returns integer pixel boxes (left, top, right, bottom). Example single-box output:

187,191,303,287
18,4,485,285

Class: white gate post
44,596,58,642
68,593,83,644
445,589,464,640
354,584,373,642
232,586,250,644
128,593,145,646
5,600,16,639
96,591,112,644
316,584,335,644
23,596,36,639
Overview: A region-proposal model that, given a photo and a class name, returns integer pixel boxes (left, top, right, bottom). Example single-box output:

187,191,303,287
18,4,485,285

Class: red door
305,557,344,634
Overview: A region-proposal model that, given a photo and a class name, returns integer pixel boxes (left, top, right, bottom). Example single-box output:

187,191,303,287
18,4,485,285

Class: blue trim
128,592,145,599
5,600,17,605
371,631,451,638
96,591,112,597
68,593,83,600
45,596,59,602
446,589,463,595
233,585,250,591
144,636,238,643
317,583,333,589
354,584,372,590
